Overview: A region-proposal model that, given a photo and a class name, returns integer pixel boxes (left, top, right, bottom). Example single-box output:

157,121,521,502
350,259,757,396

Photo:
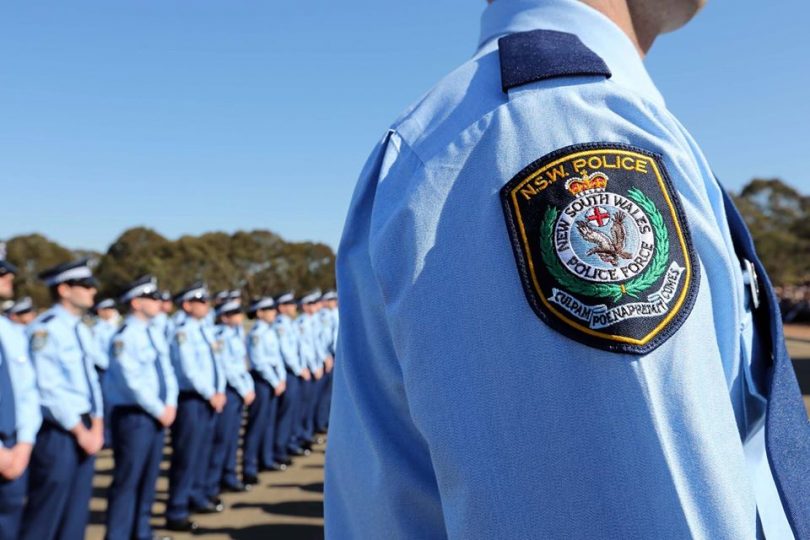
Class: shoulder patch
175,331,187,345
500,143,699,354
498,29,611,93
112,339,125,357
251,334,260,347
31,329,49,352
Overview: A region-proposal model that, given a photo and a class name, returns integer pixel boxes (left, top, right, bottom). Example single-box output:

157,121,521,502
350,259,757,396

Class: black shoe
244,474,259,486
209,496,224,508
269,462,288,472
289,446,306,456
301,440,313,451
280,457,293,466
165,518,198,532
191,501,223,514
221,481,247,493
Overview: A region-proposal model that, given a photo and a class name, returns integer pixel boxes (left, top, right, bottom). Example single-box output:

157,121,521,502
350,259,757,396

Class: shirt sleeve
8,326,41,444
30,326,82,431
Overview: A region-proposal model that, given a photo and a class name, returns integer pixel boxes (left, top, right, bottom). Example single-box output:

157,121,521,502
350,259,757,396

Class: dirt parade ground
84,325,810,540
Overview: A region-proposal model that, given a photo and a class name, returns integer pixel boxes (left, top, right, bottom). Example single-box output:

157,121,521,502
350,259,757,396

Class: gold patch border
509,148,692,346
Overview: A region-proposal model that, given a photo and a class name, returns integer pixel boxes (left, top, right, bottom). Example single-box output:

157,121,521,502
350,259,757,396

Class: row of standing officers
0,256,338,539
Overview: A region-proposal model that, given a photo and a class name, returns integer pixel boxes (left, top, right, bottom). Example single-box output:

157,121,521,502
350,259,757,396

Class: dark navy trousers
105,407,164,540
243,376,279,477
166,393,215,521
297,377,316,445
315,369,333,432
206,386,243,496
0,435,26,540
20,419,96,540
277,372,302,452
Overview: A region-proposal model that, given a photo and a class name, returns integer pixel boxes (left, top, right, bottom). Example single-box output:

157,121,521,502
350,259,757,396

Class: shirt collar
126,314,148,328
479,0,665,107
52,303,81,323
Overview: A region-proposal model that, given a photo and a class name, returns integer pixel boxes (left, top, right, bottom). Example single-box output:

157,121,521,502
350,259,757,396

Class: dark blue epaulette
39,313,55,324
498,29,611,93
115,324,127,336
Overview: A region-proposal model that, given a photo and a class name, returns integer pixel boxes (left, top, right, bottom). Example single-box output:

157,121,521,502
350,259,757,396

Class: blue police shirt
0,317,41,446
107,315,179,419
297,314,321,373
150,311,174,346
247,320,286,388
92,318,119,371
29,304,104,430
325,1,791,538
170,316,226,399
275,314,303,376
216,324,255,398
317,309,336,359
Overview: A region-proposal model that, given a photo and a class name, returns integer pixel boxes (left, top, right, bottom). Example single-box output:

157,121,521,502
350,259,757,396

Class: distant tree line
2,179,806,309
5,228,335,308
732,179,809,287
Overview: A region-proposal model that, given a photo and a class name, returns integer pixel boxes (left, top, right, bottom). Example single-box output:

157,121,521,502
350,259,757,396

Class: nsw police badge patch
500,143,699,354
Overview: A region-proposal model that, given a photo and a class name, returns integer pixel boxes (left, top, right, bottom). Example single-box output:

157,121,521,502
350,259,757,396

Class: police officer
274,292,309,457
92,297,120,447
151,290,175,343
165,281,225,532
205,299,255,497
244,297,288,485
0,255,41,540
21,259,104,540
93,298,120,362
5,297,36,329
296,290,326,449
315,290,338,434
105,276,178,540
325,0,806,537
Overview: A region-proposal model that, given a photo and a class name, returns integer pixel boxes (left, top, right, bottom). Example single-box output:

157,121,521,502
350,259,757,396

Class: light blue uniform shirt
325,1,790,538
92,318,119,371
317,309,336,359
216,324,254,398
0,317,41,446
151,311,175,344
275,314,303,375
106,315,179,419
170,316,226,400
296,314,321,372
247,320,286,388
29,304,104,430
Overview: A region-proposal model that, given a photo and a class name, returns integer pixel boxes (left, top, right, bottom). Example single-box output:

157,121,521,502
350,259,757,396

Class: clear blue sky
1,0,807,252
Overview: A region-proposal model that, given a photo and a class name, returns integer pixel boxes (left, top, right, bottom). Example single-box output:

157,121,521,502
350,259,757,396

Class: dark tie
0,343,16,440
74,323,99,416
720,186,810,537
146,327,168,403
200,327,220,391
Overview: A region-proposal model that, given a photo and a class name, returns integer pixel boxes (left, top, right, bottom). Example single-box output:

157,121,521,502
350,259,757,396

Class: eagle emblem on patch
251,334,260,347
500,143,699,354
175,331,187,345
31,330,49,352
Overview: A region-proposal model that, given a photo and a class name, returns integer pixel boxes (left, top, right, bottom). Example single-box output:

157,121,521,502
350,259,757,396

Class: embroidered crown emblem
565,171,608,197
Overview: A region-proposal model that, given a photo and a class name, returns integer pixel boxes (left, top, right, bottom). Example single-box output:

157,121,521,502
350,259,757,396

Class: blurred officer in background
315,290,338,434
206,299,255,498
165,282,225,532
274,292,309,457
105,276,177,540
5,297,36,329
22,259,104,540
0,251,41,540
244,297,288,485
